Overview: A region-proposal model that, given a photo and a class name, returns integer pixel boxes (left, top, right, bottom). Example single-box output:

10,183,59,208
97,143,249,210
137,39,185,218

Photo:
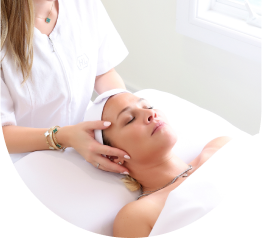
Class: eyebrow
116,98,146,120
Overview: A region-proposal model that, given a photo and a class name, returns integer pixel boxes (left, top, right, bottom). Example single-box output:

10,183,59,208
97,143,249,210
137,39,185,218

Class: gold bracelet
44,129,55,150
52,126,67,151
49,128,60,150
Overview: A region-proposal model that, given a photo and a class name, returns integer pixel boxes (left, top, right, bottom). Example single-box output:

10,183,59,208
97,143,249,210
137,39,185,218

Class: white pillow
14,89,250,236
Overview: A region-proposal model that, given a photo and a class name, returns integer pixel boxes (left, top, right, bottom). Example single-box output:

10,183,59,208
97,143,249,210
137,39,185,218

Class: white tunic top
1,0,128,163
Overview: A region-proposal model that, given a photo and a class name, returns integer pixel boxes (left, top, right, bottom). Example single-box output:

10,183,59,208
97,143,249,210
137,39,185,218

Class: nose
146,110,157,124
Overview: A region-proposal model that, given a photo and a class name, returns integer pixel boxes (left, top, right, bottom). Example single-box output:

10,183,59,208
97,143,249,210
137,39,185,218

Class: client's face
102,93,177,166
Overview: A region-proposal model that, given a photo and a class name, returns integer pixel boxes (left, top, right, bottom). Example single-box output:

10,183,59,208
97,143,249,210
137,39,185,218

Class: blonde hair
121,175,141,192
1,0,35,85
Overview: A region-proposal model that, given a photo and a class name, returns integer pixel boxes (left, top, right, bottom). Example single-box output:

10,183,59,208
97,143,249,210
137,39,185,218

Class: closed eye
126,106,154,125
126,117,135,125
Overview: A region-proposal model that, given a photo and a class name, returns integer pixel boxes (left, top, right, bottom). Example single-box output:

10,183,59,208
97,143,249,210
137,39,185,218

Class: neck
128,151,195,193
33,0,55,18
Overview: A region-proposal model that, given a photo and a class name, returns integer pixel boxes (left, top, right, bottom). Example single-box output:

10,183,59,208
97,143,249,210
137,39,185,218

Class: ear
113,158,124,166
106,155,113,161
106,155,118,161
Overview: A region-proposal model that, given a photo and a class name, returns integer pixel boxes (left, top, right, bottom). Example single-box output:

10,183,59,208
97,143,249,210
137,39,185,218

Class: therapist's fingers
71,120,131,174
94,155,129,174
91,142,131,174
83,120,113,131
88,120,132,159
97,143,131,160
85,121,130,159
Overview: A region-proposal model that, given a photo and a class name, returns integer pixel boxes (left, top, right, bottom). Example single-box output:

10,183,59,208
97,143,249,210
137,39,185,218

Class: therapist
1,0,131,174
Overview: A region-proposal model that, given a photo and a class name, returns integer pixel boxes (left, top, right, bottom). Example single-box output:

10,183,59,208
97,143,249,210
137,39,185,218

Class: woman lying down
86,89,261,238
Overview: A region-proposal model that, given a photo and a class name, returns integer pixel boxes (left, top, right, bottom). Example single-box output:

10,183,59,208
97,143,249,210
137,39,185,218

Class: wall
100,0,261,135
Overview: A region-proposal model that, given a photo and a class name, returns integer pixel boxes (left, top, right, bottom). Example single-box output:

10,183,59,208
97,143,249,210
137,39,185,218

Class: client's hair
102,131,141,192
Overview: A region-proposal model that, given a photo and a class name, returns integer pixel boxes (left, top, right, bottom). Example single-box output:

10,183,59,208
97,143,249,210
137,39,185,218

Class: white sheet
14,148,140,236
149,134,262,236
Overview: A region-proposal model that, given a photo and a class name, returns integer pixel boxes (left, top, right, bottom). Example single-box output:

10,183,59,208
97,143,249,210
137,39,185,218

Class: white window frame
176,0,261,62
214,0,261,19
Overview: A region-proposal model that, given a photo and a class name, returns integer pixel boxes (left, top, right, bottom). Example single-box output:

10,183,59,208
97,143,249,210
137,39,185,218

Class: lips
151,121,165,135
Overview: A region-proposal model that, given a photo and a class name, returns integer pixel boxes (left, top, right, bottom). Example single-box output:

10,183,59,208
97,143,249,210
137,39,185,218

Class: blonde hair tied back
121,175,141,192
1,0,35,85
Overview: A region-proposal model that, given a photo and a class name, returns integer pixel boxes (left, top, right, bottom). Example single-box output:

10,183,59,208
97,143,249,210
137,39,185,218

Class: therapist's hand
59,121,130,175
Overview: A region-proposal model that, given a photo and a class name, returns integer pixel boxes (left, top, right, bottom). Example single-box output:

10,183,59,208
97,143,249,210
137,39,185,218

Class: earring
118,161,122,165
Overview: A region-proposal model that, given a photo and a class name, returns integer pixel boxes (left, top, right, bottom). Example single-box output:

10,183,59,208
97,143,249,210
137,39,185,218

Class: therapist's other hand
62,121,130,174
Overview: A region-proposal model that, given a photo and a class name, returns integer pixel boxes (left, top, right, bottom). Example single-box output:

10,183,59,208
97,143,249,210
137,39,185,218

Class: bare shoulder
200,136,232,163
203,136,232,150
113,199,152,238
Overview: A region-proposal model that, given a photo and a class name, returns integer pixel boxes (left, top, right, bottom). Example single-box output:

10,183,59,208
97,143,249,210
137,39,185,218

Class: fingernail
120,171,129,175
104,121,111,127
124,155,131,159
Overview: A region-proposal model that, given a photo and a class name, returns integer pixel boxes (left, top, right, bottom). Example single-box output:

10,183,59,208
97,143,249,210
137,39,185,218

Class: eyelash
126,106,154,125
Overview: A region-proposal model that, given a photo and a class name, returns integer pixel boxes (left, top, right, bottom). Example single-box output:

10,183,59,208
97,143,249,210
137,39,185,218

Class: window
212,0,261,26
176,0,261,62
215,0,261,15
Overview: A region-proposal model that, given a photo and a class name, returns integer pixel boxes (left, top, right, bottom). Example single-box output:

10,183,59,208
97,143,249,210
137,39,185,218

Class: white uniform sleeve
94,0,129,76
1,69,17,127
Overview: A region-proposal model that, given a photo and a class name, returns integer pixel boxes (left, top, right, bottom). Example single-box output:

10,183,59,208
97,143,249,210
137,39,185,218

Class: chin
152,130,178,154
156,123,177,142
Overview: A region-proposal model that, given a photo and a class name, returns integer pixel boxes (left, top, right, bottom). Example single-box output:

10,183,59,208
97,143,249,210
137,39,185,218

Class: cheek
111,125,148,155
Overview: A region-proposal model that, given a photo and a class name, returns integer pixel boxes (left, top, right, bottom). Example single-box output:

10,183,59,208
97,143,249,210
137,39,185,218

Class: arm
113,202,152,238
94,68,126,95
2,125,72,154
2,122,130,174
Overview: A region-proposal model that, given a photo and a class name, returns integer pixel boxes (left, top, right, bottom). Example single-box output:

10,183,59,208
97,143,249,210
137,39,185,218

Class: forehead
102,93,140,121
